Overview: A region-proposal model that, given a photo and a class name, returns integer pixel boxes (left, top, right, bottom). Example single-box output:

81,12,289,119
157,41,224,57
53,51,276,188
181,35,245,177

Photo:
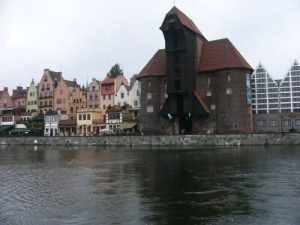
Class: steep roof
199,38,252,72
165,7,205,38
48,70,62,81
64,80,77,88
137,49,166,79
138,39,252,78
12,87,27,99
101,78,114,85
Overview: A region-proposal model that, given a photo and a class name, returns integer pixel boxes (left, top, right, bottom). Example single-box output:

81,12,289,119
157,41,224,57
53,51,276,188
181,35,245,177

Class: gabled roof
165,7,205,38
137,49,166,79
101,78,114,85
46,70,62,81
12,87,27,99
137,39,252,78
64,80,77,88
198,38,252,72
116,82,131,93
125,85,131,92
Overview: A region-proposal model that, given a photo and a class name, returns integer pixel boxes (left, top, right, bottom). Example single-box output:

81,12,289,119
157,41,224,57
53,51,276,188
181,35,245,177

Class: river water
0,145,300,225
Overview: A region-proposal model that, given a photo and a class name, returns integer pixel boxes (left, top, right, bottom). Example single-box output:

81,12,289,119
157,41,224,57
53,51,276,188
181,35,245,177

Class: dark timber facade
137,7,253,134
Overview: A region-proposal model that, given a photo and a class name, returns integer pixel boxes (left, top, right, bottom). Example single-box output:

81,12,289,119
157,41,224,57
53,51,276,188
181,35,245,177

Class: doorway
179,115,192,134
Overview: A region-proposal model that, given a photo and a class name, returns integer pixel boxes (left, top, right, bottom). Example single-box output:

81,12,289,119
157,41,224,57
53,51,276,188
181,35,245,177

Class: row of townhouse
44,107,138,137
251,60,300,133
0,68,141,135
86,75,140,111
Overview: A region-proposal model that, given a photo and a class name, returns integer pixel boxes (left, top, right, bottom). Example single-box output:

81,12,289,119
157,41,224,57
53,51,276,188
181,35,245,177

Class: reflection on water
1,145,300,225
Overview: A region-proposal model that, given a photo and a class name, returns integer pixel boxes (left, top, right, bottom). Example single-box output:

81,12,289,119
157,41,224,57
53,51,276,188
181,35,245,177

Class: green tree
106,63,123,78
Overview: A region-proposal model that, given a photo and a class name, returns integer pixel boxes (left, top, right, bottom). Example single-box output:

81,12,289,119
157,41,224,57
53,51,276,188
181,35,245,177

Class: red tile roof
199,38,252,72
101,78,114,85
138,39,252,78
166,7,205,38
137,50,166,79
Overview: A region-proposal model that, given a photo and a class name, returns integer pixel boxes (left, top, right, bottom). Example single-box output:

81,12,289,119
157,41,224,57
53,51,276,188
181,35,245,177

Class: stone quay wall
1,133,300,147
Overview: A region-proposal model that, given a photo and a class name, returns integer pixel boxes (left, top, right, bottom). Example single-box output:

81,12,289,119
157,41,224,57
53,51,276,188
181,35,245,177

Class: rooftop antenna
174,0,176,6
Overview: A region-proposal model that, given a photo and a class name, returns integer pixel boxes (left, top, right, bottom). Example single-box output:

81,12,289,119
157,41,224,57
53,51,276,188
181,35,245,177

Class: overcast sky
1,0,300,92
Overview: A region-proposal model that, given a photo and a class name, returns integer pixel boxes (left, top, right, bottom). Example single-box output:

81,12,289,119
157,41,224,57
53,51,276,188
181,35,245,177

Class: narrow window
227,74,231,83
147,93,152,100
147,105,154,113
175,79,181,91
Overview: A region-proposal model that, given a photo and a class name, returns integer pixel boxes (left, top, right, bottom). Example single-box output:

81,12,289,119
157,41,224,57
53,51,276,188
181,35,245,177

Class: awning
119,122,137,130
0,125,14,133
9,128,32,134
59,119,77,127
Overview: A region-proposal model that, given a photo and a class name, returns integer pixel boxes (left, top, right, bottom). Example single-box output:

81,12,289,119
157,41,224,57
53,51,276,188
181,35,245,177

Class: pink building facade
12,86,27,108
38,69,62,113
0,87,13,109
100,76,128,111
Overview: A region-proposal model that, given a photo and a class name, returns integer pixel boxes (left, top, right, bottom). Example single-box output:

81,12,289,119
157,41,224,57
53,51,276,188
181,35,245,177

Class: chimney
4,87,8,92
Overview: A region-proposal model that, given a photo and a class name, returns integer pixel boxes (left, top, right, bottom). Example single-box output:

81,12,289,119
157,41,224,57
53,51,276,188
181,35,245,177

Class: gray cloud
1,0,300,92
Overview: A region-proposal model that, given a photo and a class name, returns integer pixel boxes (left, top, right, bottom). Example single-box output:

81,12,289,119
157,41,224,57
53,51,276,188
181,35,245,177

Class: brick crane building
137,7,253,134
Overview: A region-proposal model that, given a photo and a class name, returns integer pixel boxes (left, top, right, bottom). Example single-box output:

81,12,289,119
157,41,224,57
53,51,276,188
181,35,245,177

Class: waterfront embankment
1,133,300,146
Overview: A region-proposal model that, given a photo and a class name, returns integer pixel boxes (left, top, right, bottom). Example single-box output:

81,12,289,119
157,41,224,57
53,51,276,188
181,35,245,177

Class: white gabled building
279,60,300,113
115,82,130,107
115,75,141,110
129,78,141,110
251,63,280,114
251,60,300,133
252,60,300,115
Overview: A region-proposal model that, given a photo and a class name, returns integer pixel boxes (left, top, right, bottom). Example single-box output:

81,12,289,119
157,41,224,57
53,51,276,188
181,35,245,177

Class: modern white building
279,60,300,113
251,60,300,114
251,60,300,133
129,79,141,110
251,63,280,114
